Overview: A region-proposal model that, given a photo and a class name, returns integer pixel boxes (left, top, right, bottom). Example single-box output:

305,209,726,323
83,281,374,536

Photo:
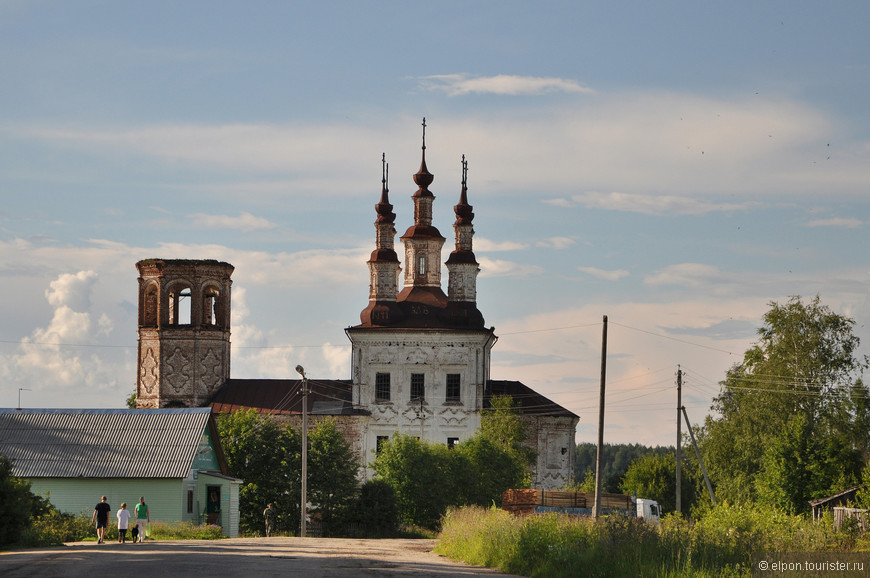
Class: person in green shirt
134,496,150,542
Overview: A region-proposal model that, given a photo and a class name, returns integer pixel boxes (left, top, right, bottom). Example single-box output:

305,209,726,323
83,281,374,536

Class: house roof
0,408,225,479
209,378,363,416
486,380,579,419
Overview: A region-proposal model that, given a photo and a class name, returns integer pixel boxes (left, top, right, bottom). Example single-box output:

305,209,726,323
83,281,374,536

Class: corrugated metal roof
0,408,214,479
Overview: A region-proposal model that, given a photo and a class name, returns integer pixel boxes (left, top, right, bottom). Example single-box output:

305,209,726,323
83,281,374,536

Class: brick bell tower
135,259,233,408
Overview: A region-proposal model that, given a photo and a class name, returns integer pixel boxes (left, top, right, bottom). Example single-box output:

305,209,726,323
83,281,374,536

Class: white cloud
537,237,576,250
478,256,544,278
578,266,630,281
644,263,730,288
475,237,529,252
804,217,864,228
417,74,595,96
45,270,98,311
189,211,277,232
546,192,757,216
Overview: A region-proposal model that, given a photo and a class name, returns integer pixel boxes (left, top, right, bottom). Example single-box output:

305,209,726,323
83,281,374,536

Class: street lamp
295,365,309,538
18,388,31,410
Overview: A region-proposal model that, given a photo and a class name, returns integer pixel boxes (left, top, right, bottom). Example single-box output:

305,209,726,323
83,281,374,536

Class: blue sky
2,1,869,446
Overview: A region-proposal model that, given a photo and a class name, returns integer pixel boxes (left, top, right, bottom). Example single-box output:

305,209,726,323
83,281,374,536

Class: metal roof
0,408,216,479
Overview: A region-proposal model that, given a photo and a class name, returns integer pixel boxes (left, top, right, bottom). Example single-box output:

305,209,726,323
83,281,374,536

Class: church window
168,285,192,325
410,373,425,401
375,373,391,402
446,374,461,402
376,435,389,454
447,437,459,449
417,254,426,275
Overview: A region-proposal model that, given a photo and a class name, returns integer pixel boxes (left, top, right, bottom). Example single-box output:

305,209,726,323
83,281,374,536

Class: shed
0,408,242,537
809,486,862,521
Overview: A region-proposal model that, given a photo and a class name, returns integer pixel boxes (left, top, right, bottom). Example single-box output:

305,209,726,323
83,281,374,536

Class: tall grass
435,504,859,577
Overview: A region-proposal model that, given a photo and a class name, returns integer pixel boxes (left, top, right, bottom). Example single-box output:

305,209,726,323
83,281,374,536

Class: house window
375,373,391,402
376,435,389,454
411,373,425,401
446,374,461,402
187,488,194,514
447,437,459,450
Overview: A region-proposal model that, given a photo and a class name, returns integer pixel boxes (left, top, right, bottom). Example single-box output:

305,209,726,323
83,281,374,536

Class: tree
217,410,301,534
0,454,44,546
454,433,526,506
307,417,359,536
372,433,458,529
346,479,399,537
480,394,537,475
700,296,868,509
620,452,698,514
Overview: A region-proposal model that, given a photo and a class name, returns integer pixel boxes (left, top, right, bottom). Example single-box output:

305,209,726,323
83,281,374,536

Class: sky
2,1,869,447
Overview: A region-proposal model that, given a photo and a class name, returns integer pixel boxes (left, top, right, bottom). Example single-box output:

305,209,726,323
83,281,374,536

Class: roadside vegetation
435,504,868,578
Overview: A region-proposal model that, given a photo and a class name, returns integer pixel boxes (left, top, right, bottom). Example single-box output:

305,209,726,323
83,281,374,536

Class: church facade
135,128,578,489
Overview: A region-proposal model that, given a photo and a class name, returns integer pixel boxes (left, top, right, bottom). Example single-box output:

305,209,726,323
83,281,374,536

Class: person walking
91,496,111,544
116,503,131,543
134,497,150,542
263,503,276,537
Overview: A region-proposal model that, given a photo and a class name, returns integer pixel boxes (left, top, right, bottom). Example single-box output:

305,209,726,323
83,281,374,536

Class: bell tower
135,259,233,408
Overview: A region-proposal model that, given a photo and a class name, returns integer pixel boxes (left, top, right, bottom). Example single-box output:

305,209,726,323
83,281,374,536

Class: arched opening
202,286,221,327
168,284,192,325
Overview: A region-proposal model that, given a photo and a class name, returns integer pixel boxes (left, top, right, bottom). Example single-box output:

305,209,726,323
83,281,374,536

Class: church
134,124,579,489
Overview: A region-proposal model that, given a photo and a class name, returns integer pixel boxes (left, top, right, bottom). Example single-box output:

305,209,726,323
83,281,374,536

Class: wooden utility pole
676,365,682,514
593,315,608,519
681,406,716,505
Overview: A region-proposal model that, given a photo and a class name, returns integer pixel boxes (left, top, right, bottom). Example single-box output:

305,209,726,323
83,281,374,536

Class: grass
434,504,863,577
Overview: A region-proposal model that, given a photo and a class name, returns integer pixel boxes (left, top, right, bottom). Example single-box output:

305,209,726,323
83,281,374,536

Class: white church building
135,125,579,489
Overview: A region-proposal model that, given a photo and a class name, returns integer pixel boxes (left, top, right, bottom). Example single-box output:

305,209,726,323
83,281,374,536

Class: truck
501,489,661,523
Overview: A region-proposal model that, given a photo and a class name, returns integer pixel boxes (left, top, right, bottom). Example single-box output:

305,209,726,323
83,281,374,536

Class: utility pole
419,397,424,439
681,406,716,505
593,315,608,519
676,365,682,514
295,365,309,537
17,388,31,410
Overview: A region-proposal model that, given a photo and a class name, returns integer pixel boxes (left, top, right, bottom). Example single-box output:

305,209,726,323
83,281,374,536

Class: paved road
0,537,521,577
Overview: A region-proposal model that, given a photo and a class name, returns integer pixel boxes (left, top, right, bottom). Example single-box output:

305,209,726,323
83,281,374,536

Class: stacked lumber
501,489,634,516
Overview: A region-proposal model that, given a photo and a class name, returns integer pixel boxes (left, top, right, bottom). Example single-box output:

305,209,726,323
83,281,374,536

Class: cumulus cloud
45,270,98,311
417,74,595,96
577,266,630,281
545,192,757,216
189,211,277,232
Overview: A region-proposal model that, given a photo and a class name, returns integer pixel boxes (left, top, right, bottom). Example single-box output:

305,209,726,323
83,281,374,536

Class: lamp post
17,388,31,410
295,365,309,538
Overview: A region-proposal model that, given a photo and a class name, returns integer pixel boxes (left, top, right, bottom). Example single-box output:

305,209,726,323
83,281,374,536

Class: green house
0,408,242,537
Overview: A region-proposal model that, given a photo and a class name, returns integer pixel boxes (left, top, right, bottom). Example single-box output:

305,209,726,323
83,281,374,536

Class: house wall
30,475,240,537
30,478,184,522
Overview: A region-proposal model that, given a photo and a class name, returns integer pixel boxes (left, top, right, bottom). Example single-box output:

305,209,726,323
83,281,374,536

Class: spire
413,117,434,192
454,155,474,227
375,153,395,224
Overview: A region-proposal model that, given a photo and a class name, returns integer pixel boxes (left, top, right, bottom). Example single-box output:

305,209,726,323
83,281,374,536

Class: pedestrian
116,502,131,543
134,496,150,542
91,496,111,544
263,503,276,537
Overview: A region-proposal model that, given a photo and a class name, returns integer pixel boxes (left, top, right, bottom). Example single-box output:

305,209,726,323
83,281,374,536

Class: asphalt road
0,537,522,577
